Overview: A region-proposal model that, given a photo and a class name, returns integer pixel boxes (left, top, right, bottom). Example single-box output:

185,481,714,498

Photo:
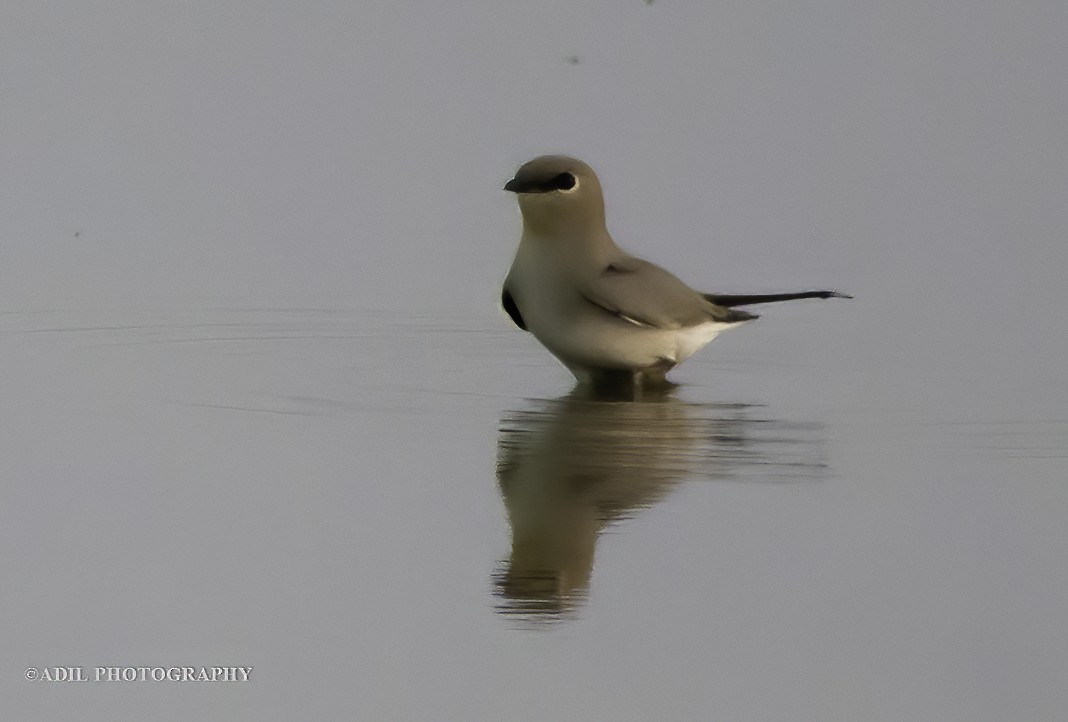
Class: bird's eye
552,172,576,191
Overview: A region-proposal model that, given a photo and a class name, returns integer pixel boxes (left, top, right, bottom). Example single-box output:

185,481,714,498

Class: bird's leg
580,369,644,400
632,362,678,400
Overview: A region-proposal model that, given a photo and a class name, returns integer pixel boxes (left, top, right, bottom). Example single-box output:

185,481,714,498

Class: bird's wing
501,285,527,330
580,256,755,329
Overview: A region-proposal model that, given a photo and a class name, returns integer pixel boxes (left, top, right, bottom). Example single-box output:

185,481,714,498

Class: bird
500,155,850,393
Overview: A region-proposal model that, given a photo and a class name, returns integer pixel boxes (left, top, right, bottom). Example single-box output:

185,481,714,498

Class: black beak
504,171,576,193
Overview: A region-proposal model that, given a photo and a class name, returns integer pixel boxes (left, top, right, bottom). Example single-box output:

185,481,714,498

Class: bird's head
505,155,607,236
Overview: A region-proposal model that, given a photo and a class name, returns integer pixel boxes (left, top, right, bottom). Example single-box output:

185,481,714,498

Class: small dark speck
565,55,580,65
74,231,81,238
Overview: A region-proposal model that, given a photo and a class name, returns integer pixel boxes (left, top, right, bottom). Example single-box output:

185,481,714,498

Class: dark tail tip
704,290,853,307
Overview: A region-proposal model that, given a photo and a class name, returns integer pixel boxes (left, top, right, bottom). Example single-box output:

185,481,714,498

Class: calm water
4,302,1065,720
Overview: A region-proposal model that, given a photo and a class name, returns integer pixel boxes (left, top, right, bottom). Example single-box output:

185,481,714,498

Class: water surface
4,305,1064,720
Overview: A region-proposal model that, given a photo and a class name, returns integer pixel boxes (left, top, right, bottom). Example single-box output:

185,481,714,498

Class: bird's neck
517,194,607,238
520,223,619,268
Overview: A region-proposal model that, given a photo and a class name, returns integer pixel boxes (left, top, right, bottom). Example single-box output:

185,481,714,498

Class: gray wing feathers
581,257,755,328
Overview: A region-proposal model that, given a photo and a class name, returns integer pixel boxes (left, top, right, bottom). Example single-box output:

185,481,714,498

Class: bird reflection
493,388,826,623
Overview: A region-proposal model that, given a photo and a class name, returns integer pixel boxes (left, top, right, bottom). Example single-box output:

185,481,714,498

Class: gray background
3,2,1067,720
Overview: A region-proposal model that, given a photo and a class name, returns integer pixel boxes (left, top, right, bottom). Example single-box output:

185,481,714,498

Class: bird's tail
703,290,851,307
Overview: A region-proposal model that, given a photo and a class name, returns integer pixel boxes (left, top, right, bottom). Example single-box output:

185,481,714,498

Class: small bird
501,155,849,391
